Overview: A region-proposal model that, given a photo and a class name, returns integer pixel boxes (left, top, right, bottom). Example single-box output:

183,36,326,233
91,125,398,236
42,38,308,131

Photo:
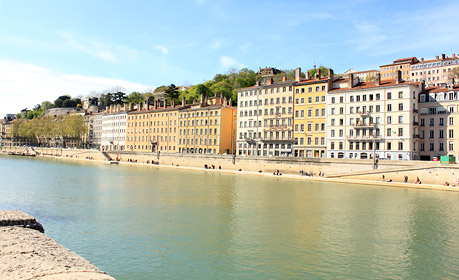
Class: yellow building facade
293,74,331,158
178,96,237,154
126,101,179,153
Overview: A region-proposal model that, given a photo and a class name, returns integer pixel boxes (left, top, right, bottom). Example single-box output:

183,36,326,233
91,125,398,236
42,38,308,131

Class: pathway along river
1,155,458,279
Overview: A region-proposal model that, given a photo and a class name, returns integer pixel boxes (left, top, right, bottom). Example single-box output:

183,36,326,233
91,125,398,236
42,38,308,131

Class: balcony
245,137,256,143
413,109,419,113
347,135,382,141
358,111,370,117
413,121,419,126
352,122,377,128
413,134,420,139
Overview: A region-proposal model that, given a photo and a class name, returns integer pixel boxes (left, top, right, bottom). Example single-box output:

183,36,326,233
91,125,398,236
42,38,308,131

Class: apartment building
343,69,379,82
126,100,179,153
326,72,423,160
101,104,129,151
418,84,459,160
92,113,103,149
380,57,418,81
410,53,459,87
237,76,294,156
178,95,237,155
293,68,333,158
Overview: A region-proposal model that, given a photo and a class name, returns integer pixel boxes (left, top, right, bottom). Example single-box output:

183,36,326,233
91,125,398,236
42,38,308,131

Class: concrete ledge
0,211,115,280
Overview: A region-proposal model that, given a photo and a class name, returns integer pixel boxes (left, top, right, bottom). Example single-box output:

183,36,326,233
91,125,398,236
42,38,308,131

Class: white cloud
155,45,169,55
238,42,251,51
209,39,223,50
57,31,139,63
0,60,151,117
220,56,245,68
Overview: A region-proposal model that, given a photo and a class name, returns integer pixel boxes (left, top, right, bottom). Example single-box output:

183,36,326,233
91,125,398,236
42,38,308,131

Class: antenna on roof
313,60,316,69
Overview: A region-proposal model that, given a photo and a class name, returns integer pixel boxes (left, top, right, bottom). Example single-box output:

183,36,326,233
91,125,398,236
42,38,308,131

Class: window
387,92,392,99
398,128,403,136
420,119,425,126
399,103,403,111
387,116,392,124
398,91,403,98
430,143,434,151
398,142,403,151
430,130,434,139
449,117,454,125
387,104,392,112
439,118,444,126
398,116,403,123
449,142,454,151
449,129,454,139
439,130,444,139
430,118,434,126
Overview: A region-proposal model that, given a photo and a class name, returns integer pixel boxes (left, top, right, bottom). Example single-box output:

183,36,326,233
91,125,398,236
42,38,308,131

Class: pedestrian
416,177,420,184
382,175,385,181
404,176,408,183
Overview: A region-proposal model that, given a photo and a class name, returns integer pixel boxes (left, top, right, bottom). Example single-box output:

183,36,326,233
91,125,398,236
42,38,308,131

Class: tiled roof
329,79,419,92
422,85,459,93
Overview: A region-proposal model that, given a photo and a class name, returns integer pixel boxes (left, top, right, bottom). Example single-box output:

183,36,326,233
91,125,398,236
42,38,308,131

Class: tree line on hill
16,66,333,121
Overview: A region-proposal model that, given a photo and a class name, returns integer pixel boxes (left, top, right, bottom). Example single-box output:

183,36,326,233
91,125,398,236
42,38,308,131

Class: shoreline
8,151,457,193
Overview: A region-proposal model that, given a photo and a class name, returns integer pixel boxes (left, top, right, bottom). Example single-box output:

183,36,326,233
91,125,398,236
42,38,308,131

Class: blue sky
1,0,459,116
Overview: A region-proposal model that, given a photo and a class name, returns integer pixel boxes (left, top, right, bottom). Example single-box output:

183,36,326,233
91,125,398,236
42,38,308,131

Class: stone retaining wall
0,210,114,280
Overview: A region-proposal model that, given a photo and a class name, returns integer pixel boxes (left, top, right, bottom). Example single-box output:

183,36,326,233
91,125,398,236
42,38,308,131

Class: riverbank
1,147,459,192
0,210,114,280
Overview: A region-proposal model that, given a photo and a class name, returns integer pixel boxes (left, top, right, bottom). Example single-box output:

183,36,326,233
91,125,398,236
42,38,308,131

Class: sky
1,0,459,117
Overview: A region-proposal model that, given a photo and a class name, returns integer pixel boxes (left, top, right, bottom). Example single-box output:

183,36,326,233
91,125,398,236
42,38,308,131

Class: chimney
315,69,320,80
328,68,334,79
375,72,381,86
421,80,425,91
436,56,439,59
182,96,186,106
395,70,401,84
171,100,175,108
200,93,204,104
123,103,128,111
295,67,301,82
348,73,354,88
193,99,197,104
267,78,273,85
154,100,158,110
129,103,134,111
306,71,310,80
421,58,424,62
228,98,232,106
223,97,227,107
453,53,457,58
163,100,167,108
442,54,446,59
282,76,287,82
256,80,260,86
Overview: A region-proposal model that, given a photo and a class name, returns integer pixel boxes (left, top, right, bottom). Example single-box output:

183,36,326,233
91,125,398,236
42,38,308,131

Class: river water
1,155,458,279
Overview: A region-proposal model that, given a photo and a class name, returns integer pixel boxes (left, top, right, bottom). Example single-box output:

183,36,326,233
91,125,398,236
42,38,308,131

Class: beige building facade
327,72,423,160
418,85,459,160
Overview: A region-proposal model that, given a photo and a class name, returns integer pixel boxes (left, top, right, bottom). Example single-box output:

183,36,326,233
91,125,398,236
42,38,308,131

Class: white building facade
326,72,423,160
101,110,127,151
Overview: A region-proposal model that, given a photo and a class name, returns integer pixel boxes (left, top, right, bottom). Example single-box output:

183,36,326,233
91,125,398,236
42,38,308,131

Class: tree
100,93,114,107
164,84,180,103
210,80,232,98
308,66,329,78
54,95,71,108
125,91,145,104
112,92,126,105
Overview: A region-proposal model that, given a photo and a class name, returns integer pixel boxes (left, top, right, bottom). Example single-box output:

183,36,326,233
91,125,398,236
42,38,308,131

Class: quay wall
2,146,458,186
0,210,114,280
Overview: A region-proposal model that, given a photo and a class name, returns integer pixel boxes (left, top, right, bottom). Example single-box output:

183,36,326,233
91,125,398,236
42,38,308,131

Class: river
1,155,458,279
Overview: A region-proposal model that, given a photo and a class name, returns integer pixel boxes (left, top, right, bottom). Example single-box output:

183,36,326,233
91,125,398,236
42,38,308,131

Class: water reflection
0,155,458,280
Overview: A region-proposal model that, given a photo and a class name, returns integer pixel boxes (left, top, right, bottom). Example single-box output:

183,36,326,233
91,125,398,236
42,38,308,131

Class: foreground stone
0,210,115,280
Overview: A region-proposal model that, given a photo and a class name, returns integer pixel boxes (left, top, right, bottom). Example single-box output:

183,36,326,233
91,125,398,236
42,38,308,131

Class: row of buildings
2,53,459,161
